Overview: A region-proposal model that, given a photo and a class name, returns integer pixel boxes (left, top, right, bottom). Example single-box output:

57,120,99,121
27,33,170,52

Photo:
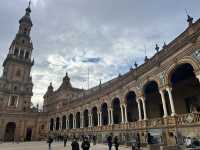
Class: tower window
16,69,21,77
14,86,17,91
20,50,24,58
10,96,17,106
14,48,19,56
25,52,29,60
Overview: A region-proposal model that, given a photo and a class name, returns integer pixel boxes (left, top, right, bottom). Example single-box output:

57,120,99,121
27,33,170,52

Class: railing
50,113,200,135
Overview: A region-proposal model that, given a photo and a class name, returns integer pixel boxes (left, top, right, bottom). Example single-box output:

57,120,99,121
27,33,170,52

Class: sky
0,0,200,107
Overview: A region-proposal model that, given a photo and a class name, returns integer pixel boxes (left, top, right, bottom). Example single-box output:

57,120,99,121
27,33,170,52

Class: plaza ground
0,141,131,150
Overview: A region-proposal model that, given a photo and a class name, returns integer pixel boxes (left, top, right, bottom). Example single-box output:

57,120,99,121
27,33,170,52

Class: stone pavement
0,141,131,150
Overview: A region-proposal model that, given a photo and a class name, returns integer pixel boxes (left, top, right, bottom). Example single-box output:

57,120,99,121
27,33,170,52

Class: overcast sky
0,0,200,107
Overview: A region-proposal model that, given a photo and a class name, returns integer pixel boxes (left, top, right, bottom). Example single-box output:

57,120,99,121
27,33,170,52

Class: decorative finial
26,0,31,15
134,61,138,68
163,42,167,49
185,9,193,26
155,44,159,52
144,56,149,62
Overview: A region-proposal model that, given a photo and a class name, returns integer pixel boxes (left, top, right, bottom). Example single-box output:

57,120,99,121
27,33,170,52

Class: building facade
0,4,48,141
45,16,200,146
1,3,200,147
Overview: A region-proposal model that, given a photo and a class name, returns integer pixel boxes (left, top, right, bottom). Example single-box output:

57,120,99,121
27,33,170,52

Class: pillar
110,109,113,125
141,97,147,120
124,104,128,123
166,87,176,116
120,105,124,123
99,112,102,126
137,100,142,121
80,112,84,128
159,90,168,118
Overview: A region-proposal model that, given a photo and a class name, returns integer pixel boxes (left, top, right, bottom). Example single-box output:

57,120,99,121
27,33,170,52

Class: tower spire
26,0,32,15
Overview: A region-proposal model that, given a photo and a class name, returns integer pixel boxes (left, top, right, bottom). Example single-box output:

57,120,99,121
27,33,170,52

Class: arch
50,118,54,131
101,103,108,125
143,80,164,119
62,116,66,130
92,107,98,126
125,91,138,122
76,112,80,128
25,128,32,141
165,57,200,85
169,63,200,114
4,122,16,142
112,98,121,124
83,109,89,128
55,117,60,130
69,114,73,129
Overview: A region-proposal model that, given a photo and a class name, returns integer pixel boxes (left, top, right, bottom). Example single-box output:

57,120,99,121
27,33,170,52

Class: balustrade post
166,87,176,116
159,90,168,118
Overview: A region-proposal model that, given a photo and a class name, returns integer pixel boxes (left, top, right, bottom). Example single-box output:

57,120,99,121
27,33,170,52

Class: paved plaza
0,141,131,150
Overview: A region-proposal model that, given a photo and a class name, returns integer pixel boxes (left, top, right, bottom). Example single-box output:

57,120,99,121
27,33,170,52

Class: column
124,104,128,123
137,100,142,121
141,97,147,120
80,112,84,128
66,119,68,129
90,115,93,127
159,90,168,118
120,105,124,123
195,73,200,83
110,109,114,125
73,118,76,129
99,112,102,126
97,112,100,126
166,87,176,116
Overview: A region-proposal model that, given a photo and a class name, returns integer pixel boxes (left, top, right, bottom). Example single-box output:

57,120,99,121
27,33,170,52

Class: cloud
0,0,200,107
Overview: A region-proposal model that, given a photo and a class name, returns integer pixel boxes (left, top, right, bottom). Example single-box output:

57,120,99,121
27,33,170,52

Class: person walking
136,133,141,150
92,135,97,145
114,136,119,150
71,138,80,150
107,135,113,150
81,137,90,150
64,136,67,147
47,136,53,150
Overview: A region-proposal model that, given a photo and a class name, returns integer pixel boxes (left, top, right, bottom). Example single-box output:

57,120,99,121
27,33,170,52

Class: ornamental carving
192,49,200,63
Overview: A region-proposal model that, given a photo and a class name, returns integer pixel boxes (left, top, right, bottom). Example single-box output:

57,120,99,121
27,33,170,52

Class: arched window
20,50,24,58
14,48,19,56
25,52,29,60
16,70,21,77
10,96,17,106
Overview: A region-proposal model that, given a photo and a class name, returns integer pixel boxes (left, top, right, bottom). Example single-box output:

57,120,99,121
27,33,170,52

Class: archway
26,128,32,141
144,81,163,119
69,114,73,129
62,116,66,130
50,118,54,131
4,122,16,142
55,117,60,130
92,107,98,126
170,63,200,114
84,109,89,127
125,91,138,122
112,98,121,124
76,112,80,128
101,103,108,125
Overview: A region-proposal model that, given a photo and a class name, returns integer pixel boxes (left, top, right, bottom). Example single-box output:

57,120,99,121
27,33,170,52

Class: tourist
107,135,113,150
64,136,68,147
136,133,141,150
92,135,97,145
71,138,80,150
81,137,90,150
47,136,53,150
114,136,119,150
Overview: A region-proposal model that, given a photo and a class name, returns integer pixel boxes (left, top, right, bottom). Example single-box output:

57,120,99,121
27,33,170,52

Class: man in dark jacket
81,137,90,150
47,136,53,150
114,136,119,150
71,138,80,150
107,135,113,150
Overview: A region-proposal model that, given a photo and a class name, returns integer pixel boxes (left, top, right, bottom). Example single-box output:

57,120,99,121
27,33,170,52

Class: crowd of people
46,134,126,150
